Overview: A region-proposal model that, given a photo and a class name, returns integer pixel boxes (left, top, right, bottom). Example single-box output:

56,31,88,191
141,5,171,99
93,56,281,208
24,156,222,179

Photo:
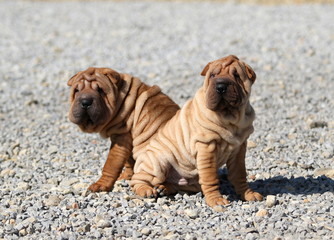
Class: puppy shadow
218,168,334,201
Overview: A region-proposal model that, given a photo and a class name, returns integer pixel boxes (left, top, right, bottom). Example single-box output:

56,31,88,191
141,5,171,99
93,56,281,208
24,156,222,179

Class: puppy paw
134,184,157,198
206,195,230,207
88,182,112,192
243,189,263,202
153,185,170,197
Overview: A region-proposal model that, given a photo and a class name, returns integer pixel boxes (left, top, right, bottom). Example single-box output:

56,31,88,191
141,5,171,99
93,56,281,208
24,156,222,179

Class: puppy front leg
197,142,230,207
118,157,135,180
226,142,263,201
89,134,132,192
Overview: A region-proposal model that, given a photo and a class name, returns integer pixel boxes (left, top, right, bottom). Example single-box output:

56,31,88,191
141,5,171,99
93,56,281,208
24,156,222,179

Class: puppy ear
105,70,124,90
201,62,211,76
67,73,77,86
244,63,256,83
113,71,124,90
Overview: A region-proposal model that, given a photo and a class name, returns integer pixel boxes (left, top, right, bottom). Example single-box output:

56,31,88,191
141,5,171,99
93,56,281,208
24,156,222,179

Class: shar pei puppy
68,67,179,192
131,55,263,207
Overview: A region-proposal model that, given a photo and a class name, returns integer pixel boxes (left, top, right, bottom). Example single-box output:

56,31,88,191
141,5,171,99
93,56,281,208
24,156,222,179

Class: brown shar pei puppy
68,67,179,192
131,55,263,207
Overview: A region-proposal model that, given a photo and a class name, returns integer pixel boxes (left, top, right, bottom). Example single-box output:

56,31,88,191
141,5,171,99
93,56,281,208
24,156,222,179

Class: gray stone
96,220,112,229
266,195,277,208
256,209,268,217
16,217,36,231
141,227,151,236
59,178,80,187
184,209,199,219
44,195,61,207
16,182,30,191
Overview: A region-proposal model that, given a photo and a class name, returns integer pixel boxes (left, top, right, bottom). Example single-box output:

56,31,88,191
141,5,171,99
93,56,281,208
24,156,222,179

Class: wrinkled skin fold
131,55,263,207
68,67,179,192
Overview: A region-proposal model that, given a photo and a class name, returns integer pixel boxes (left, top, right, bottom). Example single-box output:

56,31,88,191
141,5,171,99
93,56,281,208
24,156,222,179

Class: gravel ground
1,1,334,239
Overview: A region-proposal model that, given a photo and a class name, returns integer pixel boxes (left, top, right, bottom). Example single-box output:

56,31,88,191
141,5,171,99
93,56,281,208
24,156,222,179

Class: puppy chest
216,143,238,167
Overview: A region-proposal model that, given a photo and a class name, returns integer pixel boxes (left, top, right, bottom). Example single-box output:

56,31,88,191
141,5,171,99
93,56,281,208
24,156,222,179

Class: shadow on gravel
249,175,334,197
218,169,334,200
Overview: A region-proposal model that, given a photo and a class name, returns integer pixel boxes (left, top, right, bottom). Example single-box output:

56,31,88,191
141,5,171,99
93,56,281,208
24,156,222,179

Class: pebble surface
1,1,334,239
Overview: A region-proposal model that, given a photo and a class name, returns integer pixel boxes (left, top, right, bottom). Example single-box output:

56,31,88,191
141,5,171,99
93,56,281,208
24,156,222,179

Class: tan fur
130,56,263,207
68,67,179,192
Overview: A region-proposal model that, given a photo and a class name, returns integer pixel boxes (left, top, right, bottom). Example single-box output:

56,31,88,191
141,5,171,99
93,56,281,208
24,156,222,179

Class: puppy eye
74,88,79,94
210,73,216,78
97,87,104,95
233,71,240,79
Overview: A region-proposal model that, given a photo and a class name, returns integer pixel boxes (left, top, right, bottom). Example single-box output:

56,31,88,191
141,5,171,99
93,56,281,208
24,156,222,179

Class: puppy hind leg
131,171,159,198
131,149,170,198
131,163,168,198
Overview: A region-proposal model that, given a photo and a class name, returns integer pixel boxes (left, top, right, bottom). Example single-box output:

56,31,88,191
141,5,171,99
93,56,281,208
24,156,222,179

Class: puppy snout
215,79,230,94
80,97,93,109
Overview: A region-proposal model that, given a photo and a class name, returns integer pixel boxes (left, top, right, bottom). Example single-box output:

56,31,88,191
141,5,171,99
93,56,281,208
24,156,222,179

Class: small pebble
141,227,151,235
256,209,268,217
184,209,199,219
266,195,277,208
123,194,131,201
16,182,30,191
247,141,257,148
44,195,61,207
96,220,111,229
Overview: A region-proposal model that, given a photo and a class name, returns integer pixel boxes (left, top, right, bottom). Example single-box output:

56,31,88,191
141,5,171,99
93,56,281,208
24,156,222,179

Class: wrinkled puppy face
67,67,123,133
201,55,256,111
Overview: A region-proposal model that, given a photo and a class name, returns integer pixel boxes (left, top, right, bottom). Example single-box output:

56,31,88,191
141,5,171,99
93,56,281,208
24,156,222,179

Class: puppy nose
80,98,93,109
216,81,229,94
